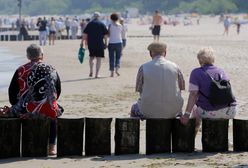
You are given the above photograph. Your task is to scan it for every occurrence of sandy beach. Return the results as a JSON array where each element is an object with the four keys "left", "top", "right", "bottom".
[{"left": 0, "top": 15, "right": 248, "bottom": 167}]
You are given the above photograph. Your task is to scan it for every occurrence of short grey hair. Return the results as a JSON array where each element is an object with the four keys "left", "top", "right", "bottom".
[
  {"left": 93, "top": 12, "right": 100, "bottom": 19},
  {"left": 197, "top": 47, "right": 215, "bottom": 65},
  {"left": 26, "top": 44, "right": 43, "bottom": 60}
]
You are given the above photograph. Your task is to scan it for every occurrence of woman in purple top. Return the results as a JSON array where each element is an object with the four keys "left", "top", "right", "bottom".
[{"left": 180, "top": 47, "right": 236, "bottom": 128}]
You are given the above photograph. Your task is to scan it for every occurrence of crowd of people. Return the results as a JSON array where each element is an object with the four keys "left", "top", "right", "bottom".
[{"left": 0, "top": 11, "right": 238, "bottom": 156}]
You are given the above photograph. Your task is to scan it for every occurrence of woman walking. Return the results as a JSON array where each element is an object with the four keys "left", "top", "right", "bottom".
[
  {"left": 108, "top": 13, "right": 123, "bottom": 77},
  {"left": 48, "top": 17, "right": 56, "bottom": 45}
]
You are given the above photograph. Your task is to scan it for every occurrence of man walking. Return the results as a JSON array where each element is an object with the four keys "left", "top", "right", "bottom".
[
  {"left": 151, "top": 10, "right": 163, "bottom": 41},
  {"left": 80, "top": 12, "right": 108, "bottom": 78},
  {"left": 37, "top": 17, "right": 48, "bottom": 46}
]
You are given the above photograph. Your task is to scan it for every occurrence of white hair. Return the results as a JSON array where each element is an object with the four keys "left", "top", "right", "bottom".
[{"left": 197, "top": 47, "right": 215, "bottom": 65}]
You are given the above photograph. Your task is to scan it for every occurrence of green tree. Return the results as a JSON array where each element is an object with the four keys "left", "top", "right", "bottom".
[
  {"left": 0, "top": 0, "right": 246, "bottom": 16},
  {"left": 171, "top": 0, "right": 237, "bottom": 14}
]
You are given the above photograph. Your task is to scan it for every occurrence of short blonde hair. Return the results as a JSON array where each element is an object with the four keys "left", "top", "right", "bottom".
[{"left": 197, "top": 47, "right": 215, "bottom": 65}]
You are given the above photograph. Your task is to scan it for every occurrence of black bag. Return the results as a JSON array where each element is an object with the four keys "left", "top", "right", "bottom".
[{"left": 199, "top": 68, "right": 235, "bottom": 106}]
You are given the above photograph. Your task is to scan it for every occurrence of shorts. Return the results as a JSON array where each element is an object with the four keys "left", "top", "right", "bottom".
[
  {"left": 89, "top": 48, "right": 105, "bottom": 57},
  {"left": 49, "top": 31, "right": 56, "bottom": 35},
  {"left": 195, "top": 106, "right": 236, "bottom": 119},
  {"left": 152, "top": 25, "right": 161, "bottom": 35}
]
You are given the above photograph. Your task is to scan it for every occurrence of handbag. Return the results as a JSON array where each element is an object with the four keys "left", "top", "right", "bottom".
[{"left": 78, "top": 47, "right": 85, "bottom": 64}]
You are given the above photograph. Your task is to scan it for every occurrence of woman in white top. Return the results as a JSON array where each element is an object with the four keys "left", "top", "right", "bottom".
[
  {"left": 49, "top": 17, "right": 56, "bottom": 45},
  {"left": 108, "top": 13, "right": 123, "bottom": 77}
]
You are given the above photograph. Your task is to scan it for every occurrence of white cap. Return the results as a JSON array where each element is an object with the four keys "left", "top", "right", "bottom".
[{"left": 93, "top": 12, "right": 100, "bottom": 18}]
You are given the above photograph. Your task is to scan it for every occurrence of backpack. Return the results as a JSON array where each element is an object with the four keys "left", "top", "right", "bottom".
[{"left": 199, "top": 68, "right": 235, "bottom": 106}]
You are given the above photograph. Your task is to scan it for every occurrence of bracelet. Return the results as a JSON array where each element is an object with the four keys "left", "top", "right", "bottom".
[{"left": 184, "top": 111, "right": 191, "bottom": 116}]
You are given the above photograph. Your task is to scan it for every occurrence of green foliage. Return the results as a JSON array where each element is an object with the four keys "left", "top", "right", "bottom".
[
  {"left": 172, "top": 0, "right": 238, "bottom": 14},
  {"left": 0, "top": 0, "right": 245, "bottom": 16}
]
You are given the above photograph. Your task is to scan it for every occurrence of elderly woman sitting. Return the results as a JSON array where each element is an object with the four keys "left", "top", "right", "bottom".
[
  {"left": 180, "top": 47, "right": 236, "bottom": 127},
  {"left": 0, "top": 44, "right": 63, "bottom": 155}
]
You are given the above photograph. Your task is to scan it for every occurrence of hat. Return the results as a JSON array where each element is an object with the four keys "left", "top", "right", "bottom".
[
  {"left": 93, "top": 12, "right": 100, "bottom": 18},
  {"left": 147, "top": 42, "right": 167, "bottom": 53}
]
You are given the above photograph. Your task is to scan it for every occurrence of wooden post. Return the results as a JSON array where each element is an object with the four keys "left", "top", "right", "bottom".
[
  {"left": 85, "top": 118, "right": 112, "bottom": 156},
  {"left": 115, "top": 118, "right": 140, "bottom": 155},
  {"left": 22, "top": 118, "right": 50, "bottom": 157},
  {"left": 57, "top": 118, "right": 84, "bottom": 157},
  {"left": 202, "top": 119, "right": 229, "bottom": 152},
  {"left": 172, "top": 119, "right": 195, "bottom": 153},
  {"left": 233, "top": 119, "right": 248, "bottom": 151},
  {"left": 4, "top": 35, "right": 8, "bottom": 41},
  {"left": 0, "top": 118, "right": 21, "bottom": 158},
  {"left": 10, "top": 35, "right": 17, "bottom": 41},
  {"left": 1, "top": 35, "right": 4, "bottom": 41},
  {"left": 146, "top": 119, "right": 172, "bottom": 154}
]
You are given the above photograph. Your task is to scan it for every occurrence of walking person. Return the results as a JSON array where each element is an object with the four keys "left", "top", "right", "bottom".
[
  {"left": 37, "top": 17, "right": 48, "bottom": 46},
  {"left": 48, "top": 17, "right": 56, "bottom": 45},
  {"left": 151, "top": 10, "right": 163, "bottom": 41},
  {"left": 223, "top": 16, "right": 231, "bottom": 36},
  {"left": 81, "top": 12, "right": 108, "bottom": 78},
  {"left": 120, "top": 18, "right": 128, "bottom": 49},
  {"left": 65, "top": 17, "right": 71, "bottom": 39},
  {"left": 19, "top": 24, "right": 29, "bottom": 40},
  {"left": 71, "top": 18, "right": 79, "bottom": 40},
  {"left": 80, "top": 19, "right": 87, "bottom": 36},
  {"left": 236, "top": 23, "right": 241, "bottom": 35},
  {"left": 108, "top": 13, "right": 123, "bottom": 77}
]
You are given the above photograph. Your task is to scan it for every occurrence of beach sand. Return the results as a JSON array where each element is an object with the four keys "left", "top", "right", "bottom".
[{"left": 0, "top": 16, "right": 248, "bottom": 167}]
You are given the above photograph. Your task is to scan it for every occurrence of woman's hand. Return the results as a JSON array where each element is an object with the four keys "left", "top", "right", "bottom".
[{"left": 180, "top": 112, "right": 190, "bottom": 125}]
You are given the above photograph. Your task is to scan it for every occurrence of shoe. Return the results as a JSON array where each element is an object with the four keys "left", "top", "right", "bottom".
[
  {"left": 110, "top": 71, "right": 114, "bottom": 77},
  {"left": 115, "top": 71, "right": 120, "bottom": 76},
  {"left": 48, "top": 144, "right": 56, "bottom": 156},
  {"left": 115, "top": 68, "right": 120, "bottom": 76},
  {"left": 89, "top": 73, "right": 93, "bottom": 77},
  {"left": 95, "top": 75, "right": 100, "bottom": 78}
]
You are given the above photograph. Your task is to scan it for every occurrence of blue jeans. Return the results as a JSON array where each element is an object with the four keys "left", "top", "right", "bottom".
[{"left": 108, "top": 43, "right": 122, "bottom": 71}]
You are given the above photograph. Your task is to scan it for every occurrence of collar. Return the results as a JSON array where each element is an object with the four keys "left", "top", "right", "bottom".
[{"left": 153, "top": 55, "right": 164, "bottom": 60}]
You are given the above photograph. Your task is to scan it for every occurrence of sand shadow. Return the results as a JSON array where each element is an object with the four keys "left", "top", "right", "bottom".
[
  {"left": 233, "top": 165, "right": 248, "bottom": 168},
  {"left": 0, "top": 152, "right": 236, "bottom": 164},
  {"left": 62, "top": 76, "right": 108, "bottom": 83},
  {"left": 89, "top": 151, "right": 221, "bottom": 162}
]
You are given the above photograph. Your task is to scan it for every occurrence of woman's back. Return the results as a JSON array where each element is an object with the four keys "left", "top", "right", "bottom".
[{"left": 108, "top": 22, "right": 122, "bottom": 44}]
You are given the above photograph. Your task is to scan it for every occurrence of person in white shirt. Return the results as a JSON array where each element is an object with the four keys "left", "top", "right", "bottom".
[
  {"left": 48, "top": 17, "right": 56, "bottom": 45},
  {"left": 108, "top": 13, "right": 123, "bottom": 77},
  {"left": 120, "top": 18, "right": 128, "bottom": 49},
  {"left": 71, "top": 19, "right": 79, "bottom": 40}
]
